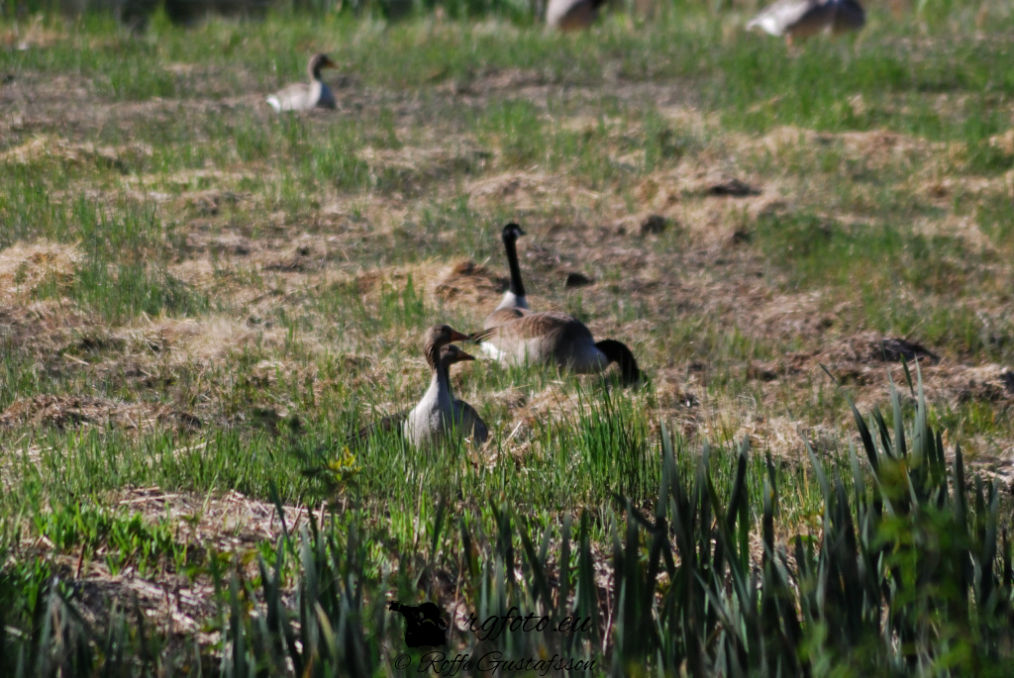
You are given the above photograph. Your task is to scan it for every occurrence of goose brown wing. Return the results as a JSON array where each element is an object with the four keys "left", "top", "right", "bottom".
[
  {"left": 483, "top": 307, "right": 529, "bottom": 330},
  {"left": 473, "top": 311, "right": 594, "bottom": 344},
  {"left": 473, "top": 311, "right": 597, "bottom": 366},
  {"left": 497, "top": 311, "right": 580, "bottom": 339}
]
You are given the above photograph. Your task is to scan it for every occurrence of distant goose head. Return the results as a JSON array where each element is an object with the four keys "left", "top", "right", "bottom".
[
  {"left": 308, "top": 53, "right": 339, "bottom": 81},
  {"left": 500, "top": 222, "right": 527, "bottom": 305},
  {"left": 502, "top": 222, "right": 525, "bottom": 242}
]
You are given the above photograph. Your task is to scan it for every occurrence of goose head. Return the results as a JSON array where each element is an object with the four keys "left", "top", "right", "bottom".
[
  {"left": 439, "top": 344, "right": 476, "bottom": 366},
  {"left": 422, "top": 325, "right": 471, "bottom": 366},
  {"left": 308, "top": 53, "right": 339, "bottom": 80},
  {"left": 501, "top": 222, "right": 525, "bottom": 243}
]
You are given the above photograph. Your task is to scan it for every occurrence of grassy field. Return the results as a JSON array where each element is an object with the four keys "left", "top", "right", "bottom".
[{"left": 2, "top": 1, "right": 1014, "bottom": 674}]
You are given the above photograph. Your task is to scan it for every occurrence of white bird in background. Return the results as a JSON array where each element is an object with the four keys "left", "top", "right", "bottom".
[
  {"left": 746, "top": 0, "right": 866, "bottom": 46},
  {"left": 266, "top": 53, "right": 339, "bottom": 113},
  {"left": 546, "top": 0, "right": 609, "bottom": 31}
]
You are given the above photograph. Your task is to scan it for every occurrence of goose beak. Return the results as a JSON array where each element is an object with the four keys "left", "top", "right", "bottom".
[
  {"left": 467, "top": 329, "right": 493, "bottom": 343},
  {"left": 323, "top": 57, "right": 339, "bottom": 69},
  {"left": 449, "top": 329, "right": 470, "bottom": 342},
  {"left": 457, "top": 350, "right": 476, "bottom": 362}
]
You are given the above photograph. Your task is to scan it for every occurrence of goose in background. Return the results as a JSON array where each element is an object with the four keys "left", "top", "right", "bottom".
[
  {"left": 484, "top": 223, "right": 530, "bottom": 330},
  {"left": 746, "top": 0, "right": 866, "bottom": 46},
  {"left": 349, "top": 326, "right": 488, "bottom": 448},
  {"left": 473, "top": 224, "right": 645, "bottom": 386},
  {"left": 546, "top": 0, "right": 609, "bottom": 31},
  {"left": 266, "top": 53, "right": 339, "bottom": 113},
  {"left": 473, "top": 314, "right": 644, "bottom": 386}
]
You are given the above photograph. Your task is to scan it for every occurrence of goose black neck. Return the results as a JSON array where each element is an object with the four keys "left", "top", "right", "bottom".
[
  {"left": 503, "top": 234, "right": 526, "bottom": 298},
  {"left": 595, "top": 339, "right": 643, "bottom": 386}
]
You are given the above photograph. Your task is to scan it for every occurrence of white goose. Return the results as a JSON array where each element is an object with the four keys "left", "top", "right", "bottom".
[
  {"left": 351, "top": 325, "right": 488, "bottom": 448},
  {"left": 473, "top": 224, "right": 645, "bottom": 386},
  {"left": 546, "top": 0, "right": 608, "bottom": 31},
  {"left": 266, "top": 53, "right": 339, "bottom": 113},
  {"left": 746, "top": 0, "right": 866, "bottom": 46},
  {"left": 405, "top": 342, "right": 488, "bottom": 448}
]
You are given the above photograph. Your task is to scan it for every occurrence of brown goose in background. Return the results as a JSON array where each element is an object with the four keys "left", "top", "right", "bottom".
[
  {"left": 546, "top": 0, "right": 609, "bottom": 31},
  {"left": 746, "top": 0, "right": 866, "bottom": 46},
  {"left": 266, "top": 53, "right": 338, "bottom": 113},
  {"left": 473, "top": 224, "right": 645, "bottom": 386},
  {"left": 483, "top": 223, "right": 530, "bottom": 330},
  {"left": 349, "top": 326, "right": 488, "bottom": 449},
  {"left": 473, "top": 314, "right": 643, "bottom": 386}
]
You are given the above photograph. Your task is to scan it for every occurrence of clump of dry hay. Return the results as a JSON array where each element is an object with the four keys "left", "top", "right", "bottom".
[
  {"left": 0, "top": 240, "right": 82, "bottom": 304},
  {"left": 467, "top": 171, "right": 578, "bottom": 211},
  {"left": 433, "top": 259, "right": 506, "bottom": 305},
  {"left": 0, "top": 134, "right": 151, "bottom": 169},
  {"left": 353, "top": 258, "right": 506, "bottom": 313}
]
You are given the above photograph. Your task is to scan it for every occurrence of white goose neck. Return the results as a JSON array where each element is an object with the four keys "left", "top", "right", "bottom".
[
  {"left": 421, "top": 365, "right": 454, "bottom": 411},
  {"left": 495, "top": 291, "right": 529, "bottom": 312}
]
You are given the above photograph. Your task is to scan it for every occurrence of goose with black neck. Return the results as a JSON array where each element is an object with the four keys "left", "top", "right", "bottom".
[{"left": 473, "top": 223, "right": 645, "bottom": 386}]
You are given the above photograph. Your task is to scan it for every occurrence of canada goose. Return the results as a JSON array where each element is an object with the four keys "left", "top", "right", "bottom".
[
  {"left": 473, "top": 314, "right": 643, "bottom": 386},
  {"left": 546, "top": 0, "right": 608, "bottom": 31},
  {"left": 350, "top": 326, "right": 488, "bottom": 448},
  {"left": 475, "top": 224, "right": 644, "bottom": 386},
  {"left": 746, "top": 0, "right": 865, "bottom": 46},
  {"left": 266, "top": 53, "right": 339, "bottom": 113},
  {"left": 483, "top": 223, "right": 530, "bottom": 330}
]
